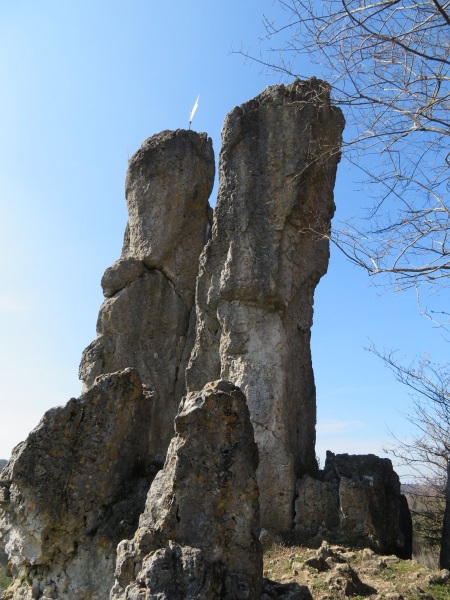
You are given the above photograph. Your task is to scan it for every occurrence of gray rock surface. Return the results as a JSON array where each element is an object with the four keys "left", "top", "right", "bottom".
[
  {"left": 0, "top": 369, "right": 154, "bottom": 600},
  {"left": 80, "top": 269, "right": 190, "bottom": 456},
  {"left": 294, "top": 452, "right": 412, "bottom": 558},
  {"left": 111, "top": 380, "right": 262, "bottom": 600},
  {"left": 186, "top": 78, "right": 344, "bottom": 531},
  {"left": 1, "top": 81, "right": 347, "bottom": 598},
  {"left": 261, "top": 579, "right": 313, "bottom": 599},
  {"left": 295, "top": 475, "right": 339, "bottom": 536},
  {"left": 122, "top": 129, "right": 215, "bottom": 308},
  {"left": 80, "top": 129, "right": 215, "bottom": 458}
]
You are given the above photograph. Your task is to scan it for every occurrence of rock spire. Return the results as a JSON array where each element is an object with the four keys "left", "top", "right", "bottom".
[
  {"left": 186, "top": 78, "right": 345, "bottom": 530},
  {"left": 0, "top": 80, "right": 394, "bottom": 600},
  {"left": 79, "top": 129, "right": 215, "bottom": 459}
]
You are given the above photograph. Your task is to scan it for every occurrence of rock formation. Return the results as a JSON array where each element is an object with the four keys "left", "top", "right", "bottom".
[
  {"left": 0, "top": 80, "right": 411, "bottom": 600},
  {"left": 186, "top": 78, "right": 345, "bottom": 531},
  {"left": 111, "top": 380, "right": 262, "bottom": 600},
  {"left": 294, "top": 452, "right": 412, "bottom": 559},
  {"left": 79, "top": 129, "right": 215, "bottom": 458},
  {"left": 80, "top": 79, "right": 345, "bottom": 534},
  {"left": 0, "top": 369, "right": 154, "bottom": 600}
]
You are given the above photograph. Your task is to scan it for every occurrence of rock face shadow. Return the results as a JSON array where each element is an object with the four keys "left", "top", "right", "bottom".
[{"left": 111, "top": 380, "right": 263, "bottom": 600}]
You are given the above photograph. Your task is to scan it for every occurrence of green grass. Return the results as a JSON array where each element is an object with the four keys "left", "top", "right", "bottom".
[
  {"left": 0, "top": 566, "right": 12, "bottom": 591},
  {"left": 427, "top": 583, "right": 450, "bottom": 600},
  {"left": 380, "top": 560, "right": 450, "bottom": 600},
  {"left": 380, "top": 559, "right": 421, "bottom": 580}
]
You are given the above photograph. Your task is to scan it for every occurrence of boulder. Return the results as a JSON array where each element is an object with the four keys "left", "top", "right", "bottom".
[
  {"left": 0, "top": 369, "right": 154, "bottom": 600},
  {"left": 294, "top": 452, "right": 413, "bottom": 558},
  {"left": 100, "top": 257, "right": 147, "bottom": 298},
  {"left": 261, "top": 578, "right": 313, "bottom": 599},
  {"left": 186, "top": 78, "right": 344, "bottom": 531},
  {"left": 111, "top": 380, "right": 263, "bottom": 600}
]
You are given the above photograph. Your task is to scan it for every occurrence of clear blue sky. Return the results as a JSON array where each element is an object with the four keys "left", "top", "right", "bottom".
[{"left": 0, "top": 1, "right": 447, "bottom": 479}]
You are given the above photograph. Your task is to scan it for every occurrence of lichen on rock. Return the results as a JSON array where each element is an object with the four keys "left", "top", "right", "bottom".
[{"left": 0, "top": 81, "right": 359, "bottom": 599}]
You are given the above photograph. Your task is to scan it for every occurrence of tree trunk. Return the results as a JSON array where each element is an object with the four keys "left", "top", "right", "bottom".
[{"left": 439, "top": 459, "right": 450, "bottom": 569}]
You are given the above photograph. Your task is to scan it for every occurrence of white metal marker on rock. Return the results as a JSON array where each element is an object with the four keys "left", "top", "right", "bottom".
[{"left": 189, "top": 95, "right": 199, "bottom": 129}]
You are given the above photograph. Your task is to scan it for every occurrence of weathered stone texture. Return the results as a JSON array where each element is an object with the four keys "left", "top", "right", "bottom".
[
  {"left": 261, "top": 578, "right": 313, "bottom": 600},
  {"left": 295, "top": 475, "right": 339, "bottom": 535},
  {"left": 186, "top": 78, "right": 344, "bottom": 531},
  {"left": 100, "top": 257, "right": 147, "bottom": 299},
  {"left": 1, "top": 82, "right": 348, "bottom": 598},
  {"left": 79, "top": 129, "right": 215, "bottom": 457},
  {"left": 111, "top": 380, "right": 262, "bottom": 600},
  {"left": 122, "top": 129, "right": 215, "bottom": 308},
  {"left": 80, "top": 269, "right": 190, "bottom": 456},
  {"left": 295, "top": 452, "right": 412, "bottom": 559},
  {"left": 0, "top": 369, "right": 154, "bottom": 600}
]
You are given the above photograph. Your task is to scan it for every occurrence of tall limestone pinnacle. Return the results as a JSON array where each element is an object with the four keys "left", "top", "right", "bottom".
[
  {"left": 186, "top": 77, "right": 345, "bottom": 530},
  {"left": 121, "top": 129, "right": 215, "bottom": 308},
  {"left": 79, "top": 129, "right": 215, "bottom": 458},
  {"left": 0, "top": 80, "right": 356, "bottom": 600}
]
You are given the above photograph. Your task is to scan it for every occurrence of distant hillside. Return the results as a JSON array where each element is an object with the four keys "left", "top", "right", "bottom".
[{"left": 0, "top": 459, "right": 7, "bottom": 473}]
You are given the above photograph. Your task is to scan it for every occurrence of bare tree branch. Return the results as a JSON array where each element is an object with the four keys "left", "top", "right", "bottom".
[{"left": 238, "top": 1, "right": 450, "bottom": 305}]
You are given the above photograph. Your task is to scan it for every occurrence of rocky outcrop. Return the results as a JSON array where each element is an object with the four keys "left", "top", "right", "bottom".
[
  {"left": 0, "top": 369, "right": 154, "bottom": 600},
  {"left": 80, "top": 268, "right": 191, "bottom": 458},
  {"left": 295, "top": 452, "right": 412, "bottom": 558},
  {"left": 121, "top": 130, "right": 214, "bottom": 307},
  {"left": 79, "top": 129, "right": 215, "bottom": 457},
  {"left": 261, "top": 579, "right": 313, "bottom": 600},
  {"left": 0, "top": 81, "right": 349, "bottom": 598},
  {"left": 111, "top": 380, "right": 262, "bottom": 600},
  {"left": 186, "top": 78, "right": 344, "bottom": 531}
]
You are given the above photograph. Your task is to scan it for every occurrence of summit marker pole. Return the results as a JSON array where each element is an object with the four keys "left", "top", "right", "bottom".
[{"left": 189, "top": 95, "right": 199, "bottom": 129}]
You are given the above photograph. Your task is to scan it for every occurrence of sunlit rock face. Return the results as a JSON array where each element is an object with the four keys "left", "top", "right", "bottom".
[
  {"left": 121, "top": 129, "right": 215, "bottom": 308},
  {"left": 186, "top": 78, "right": 344, "bottom": 531}
]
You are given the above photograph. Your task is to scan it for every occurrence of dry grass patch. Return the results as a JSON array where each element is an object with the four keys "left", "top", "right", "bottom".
[{"left": 263, "top": 541, "right": 450, "bottom": 599}]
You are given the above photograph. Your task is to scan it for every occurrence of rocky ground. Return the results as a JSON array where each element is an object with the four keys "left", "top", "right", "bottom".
[
  {"left": 2, "top": 542, "right": 449, "bottom": 599},
  {"left": 263, "top": 541, "right": 450, "bottom": 599}
]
